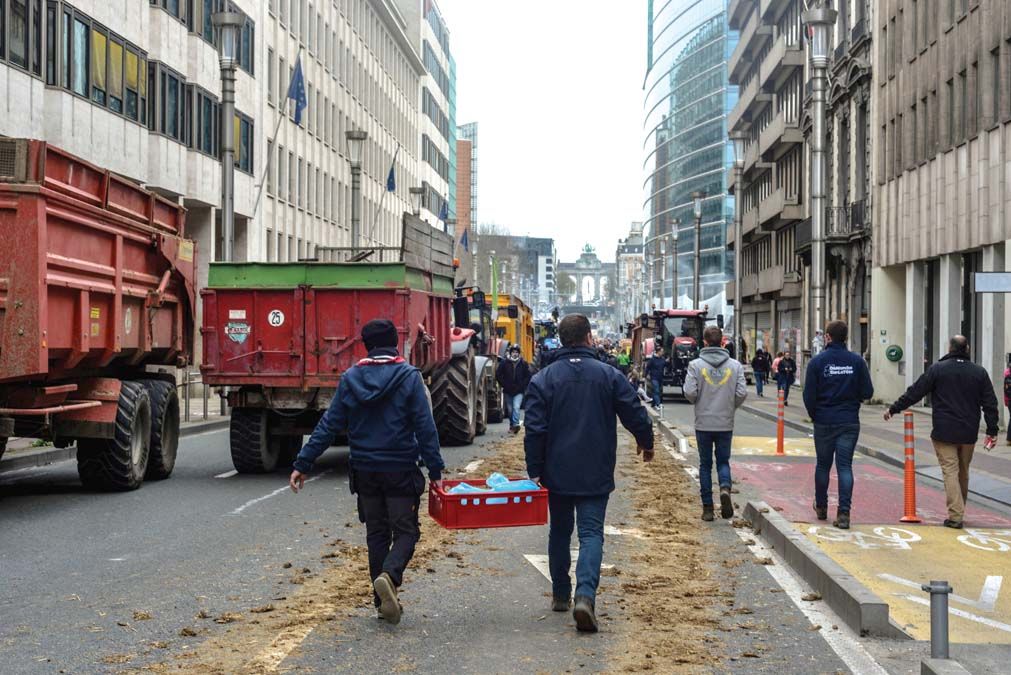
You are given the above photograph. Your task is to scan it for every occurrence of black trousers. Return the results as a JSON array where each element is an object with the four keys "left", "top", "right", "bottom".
[{"left": 353, "top": 468, "right": 425, "bottom": 607}]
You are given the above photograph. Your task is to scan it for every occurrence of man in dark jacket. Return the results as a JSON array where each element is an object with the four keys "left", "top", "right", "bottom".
[
  {"left": 524, "top": 314, "right": 654, "bottom": 633},
  {"left": 803, "top": 321, "right": 874, "bottom": 529},
  {"left": 884, "top": 335, "right": 999, "bottom": 528},
  {"left": 496, "top": 344, "right": 532, "bottom": 433},
  {"left": 776, "top": 352, "right": 798, "bottom": 405},
  {"left": 644, "top": 348, "right": 667, "bottom": 408},
  {"left": 290, "top": 319, "right": 444, "bottom": 625},
  {"left": 751, "top": 348, "right": 771, "bottom": 397}
]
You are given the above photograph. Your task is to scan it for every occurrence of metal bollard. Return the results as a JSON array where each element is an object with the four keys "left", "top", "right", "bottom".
[
  {"left": 921, "top": 580, "right": 952, "bottom": 659},
  {"left": 183, "top": 370, "right": 191, "bottom": 422},
  {"left": 900, "top": 411, "right": 921, "bottom": 522},
  {"left": 202, "top": 377, "right": 209, "bottom": 420},
  {"left": 776, "top": 387, "right": 785, "bottom": 455}
]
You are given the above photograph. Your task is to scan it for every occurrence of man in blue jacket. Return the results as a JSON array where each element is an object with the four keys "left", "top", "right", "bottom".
[
  {"left": 644, "top": 347, "right": 667, "bottom": 408},
  {"left": 289, "top": 319, "right": 444, "bottom": 626},
  {"left": 803, "top": 320, "right": 873, "bottom": 530},
  {"left": 524, "top": 314, "right": 655, "bottom": 633}
]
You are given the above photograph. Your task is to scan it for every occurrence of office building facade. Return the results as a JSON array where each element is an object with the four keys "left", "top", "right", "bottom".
[
  {"left": 643, "top": 0, "right": 737, "bottom": 312},
  {"left": 616, "top": 222, "right": 647, "bottom": 323}
]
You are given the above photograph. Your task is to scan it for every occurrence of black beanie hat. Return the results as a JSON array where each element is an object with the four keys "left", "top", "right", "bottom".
[{"left": 361, "top": 319, "right": 398, "bottom": 350}]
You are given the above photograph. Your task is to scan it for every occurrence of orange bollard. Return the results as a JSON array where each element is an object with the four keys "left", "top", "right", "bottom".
[
  {"left": 776, "top": 387, "right": 785, "bottom": 455},
  {"left": 900, "top": 411, "right": 922, "bottom": 523}
]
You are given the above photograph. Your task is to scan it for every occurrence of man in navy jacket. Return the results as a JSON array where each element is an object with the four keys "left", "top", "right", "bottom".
[
  {"left": 803, "top": 320, "right": 873, "bottom": 530},
  {"left": 290, "top": 319, "right": 443, "bottom": 625},
  {"left": 524, "top": 314, "right": 654, "bottom": 633},
  {"left": 644, "top": 348, "right": 667, "bottom": 408}
]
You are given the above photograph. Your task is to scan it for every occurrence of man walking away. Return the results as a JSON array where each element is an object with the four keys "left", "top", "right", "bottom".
[
  {"left": 776, "top": 352, "right": 798, "bottom": 405},
  {"left": 1004, "top": 355, "right": 1011, "bottom": 445},
  {"left": 524, "top": 314, "right": 654, "bottom": 633},
  {"left": 496, "top": 345, "right": 532, "bottom": 433},
  {"left": 684, "top": 326, "right": 747, "bottom": 521},
  {"left": 884, "top": 335, "right": 999, "bottom": 528},
  {"left": 751, "top": 348, "right": 771, "bottom": 397},
  {"left": 803, "top": 321, "right": 873, "bottom": 530},
  {"left": 645, "top": 347, "right": 667, "bottom": 409},
  {"left": 290, "top": 319, "right": 444, "bottom": 625}
]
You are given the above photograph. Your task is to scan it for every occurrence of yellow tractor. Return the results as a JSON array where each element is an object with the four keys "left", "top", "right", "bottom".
[{"left": 494, "top": 294, "right": 535, "bottom": 363}]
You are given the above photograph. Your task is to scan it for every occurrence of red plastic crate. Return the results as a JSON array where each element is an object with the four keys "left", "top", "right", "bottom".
[{"left": 428, "top": 478, "right": 548, "bottom": 529}]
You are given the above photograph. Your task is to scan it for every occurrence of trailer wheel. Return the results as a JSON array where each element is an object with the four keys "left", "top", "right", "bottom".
[
  {"left": 431, "top": 349, "right": 477, "bottom": 445},
  {"left": 230, "top": 408, "right": 280, "bottom": 473},
  {"left": 475, "top": 373, "right": 488, "bottom": 436},
  {"left": 486, "top": 378, "right": 504, "bottom": 424},
  {"left": 77, "top": 381, "right": 152, "bottom": 491},
  {"left": 139, "top": 380, "right": 179, "bottom": 480}
]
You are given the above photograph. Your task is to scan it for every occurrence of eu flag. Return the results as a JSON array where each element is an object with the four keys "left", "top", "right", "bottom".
[
  {"left": 439, "top": 199, "right": 448, "bottom": 222},
  {"left": 460, "top": 228, "right": 469, "bottom": 249},
  {"left": 386, "top": 164, "right": 396, "bottom": 192},
  {"left": 287, "top": 55, "right": 307, "bottom": 126}
]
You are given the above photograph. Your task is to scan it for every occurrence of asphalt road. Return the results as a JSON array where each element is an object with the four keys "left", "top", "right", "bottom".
[{"left": 0, "top": 404, "right": 903, "bottom": 674}]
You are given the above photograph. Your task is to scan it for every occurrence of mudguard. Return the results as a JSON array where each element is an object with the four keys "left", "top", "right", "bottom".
[{"left": 450, "top": 326, "right": 476, "bottom": 356}]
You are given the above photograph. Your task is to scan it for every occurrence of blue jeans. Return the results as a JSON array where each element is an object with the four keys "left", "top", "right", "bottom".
[
  {"left": 755, "top": 373, "right": 765, "bottom": 396},
  {"left": 651, "top": 378, "right": 663, "bottom": 407},
  {"left": 814, "top": 422, "right": 860, "bottom": 512},
  {"left": 695, "top": 430, "right": 733, "bottom": 506},
  {"left": 777, "top": 376, "right": 793, "bottom": 402},
  {"left": 547, "top": 493, "right": 609, "bottom": 602},
  {"left": 504, "top": 393, "right": 524, "bottom": 427}
]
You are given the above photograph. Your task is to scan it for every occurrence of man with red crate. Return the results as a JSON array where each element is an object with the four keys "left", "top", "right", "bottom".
[
  {"left": 289, "top": 319, "right": 444, "bottom": 626},
  {"left": 524, "top": 314, "right": 655, "bottom": 633}
]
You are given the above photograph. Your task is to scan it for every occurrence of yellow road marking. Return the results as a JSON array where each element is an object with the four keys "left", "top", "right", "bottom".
[
  {"left": 687, "top": 435, "right": 815, "bottom": 457},
  {"left": 801, "top": 524, "right": 1011, "bottom": 642}
]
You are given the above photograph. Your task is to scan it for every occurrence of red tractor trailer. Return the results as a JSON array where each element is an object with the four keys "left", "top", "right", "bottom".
[
  {"left": 0, "top": 139, "right": 196, "bottom": 490},
  {"left": 200, "top": 217, "right": 489, "bottom": 474}
]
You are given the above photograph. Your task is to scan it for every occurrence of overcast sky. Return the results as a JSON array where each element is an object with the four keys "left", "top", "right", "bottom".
[{"left": 438, "top": 1, "right": 646, "bottom": 263}]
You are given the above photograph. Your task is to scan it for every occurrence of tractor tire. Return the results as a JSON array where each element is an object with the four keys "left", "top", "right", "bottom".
[
  {"left": 475, "top": 374, "right": 488, "bottom": 436},
  {"left": 431, "top": 349, "right": 477, "bottom": 445},
  {"left": 138, "top": 380, "right": 179, "bottom": 480},
  {"left": 230, "top": 407, "right": 280, "bottom": 473},
  {"left": 0, "top": 437, "right": 6, "bottom": 464},
  {"left": 77, "top": 381, "right": 152, "bottom": 491},
  {"left": 486, "top": 383, "right": 504, "bottom": 424}
]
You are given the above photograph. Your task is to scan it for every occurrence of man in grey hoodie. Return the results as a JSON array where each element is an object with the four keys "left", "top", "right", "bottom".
[{"left": 684, "top": 325, "right": 748, "bottom": 521}]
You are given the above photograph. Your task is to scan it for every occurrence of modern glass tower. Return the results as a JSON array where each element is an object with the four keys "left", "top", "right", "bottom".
[{"left": 643, "top": 1, "right": 737, "bottom": 311}]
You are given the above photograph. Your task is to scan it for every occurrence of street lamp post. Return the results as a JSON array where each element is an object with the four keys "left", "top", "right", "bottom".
[
  {"left": 731, "top": 131, "right": 746, "bottom": 357},
  {"left": 409, "top": 186, "right": 425, "bottom": 216},
  {"left": 212, "top": 9, "right": 244, "bottom": 262},
  {"left": 345, "top": 129, "right": 368, "bottom": 250},
  {"left": 671, "top": 219, "right": 679, "bottom": 308},
  {"left": 691, "top": 191, "right": 706, "bottom": 310},
  {"left": 803, "top": 2, "right": 837, "bottom": 355}
]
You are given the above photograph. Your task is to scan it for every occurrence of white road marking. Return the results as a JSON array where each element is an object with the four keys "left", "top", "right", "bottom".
[
  {"left": 227, "top": 472, "right": 329, "bottom": 516},
  {"left": 108, "top": 558, "right": 125, "bottom": 562},
  {"left": 901, "top": 595, "right": 1011, "bottom": 633},
  {"left": 524, "top": 551, "right": 613, "bottom": 583},
  {"left": 246, "top": 623, "right": 322, "bottom": 672},
  {"left": 460, "top": 460, "right": 484, "bottom": 474},
  {"left": 214, "top": 470, "right": 238, "bottom": 479},
  {"left": 604, "top": 525, "right": 643, "bottom": 538},
  {"left": 734, "top": 529, "right": 888, "bottom": 674},
  {"left": 880, "top": 573, "right": 1004, "bottom": 613}
]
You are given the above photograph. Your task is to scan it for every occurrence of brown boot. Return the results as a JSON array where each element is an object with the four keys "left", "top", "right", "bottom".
[
  {"left": 701, "top": 505, "right": 715, "bottom": 522},
  {"left": 572, "top": 596, "right": 598, "bottom": 633},
  {"left": 833, "top": 511, "right": 850, "bottom": 530},
  {"left": 719, "top": 486, "right": 734, "bottom": 519},
  {"left": 813, "top": 501, "right": 827, "bottom": 521},
  {"left": 373, "top": 573, "right": 402, "bottom": 625}
]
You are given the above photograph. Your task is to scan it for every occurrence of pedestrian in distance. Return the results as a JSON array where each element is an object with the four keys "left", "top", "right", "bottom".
[
  {"left": 802, "top": 321, "right": 874, "bottom": 530},
  {"left": 883, "top": 335, "right": 999, "bottom": 529},
  {"left": 771, "top": 351, "right": 783, "bottom": 378},
  {"left": 289, "top": 319, "right": 444, "bottom": 625},
  {"left": 776, "top": 352, "right": 798, "bottom": 405},
  {"left": 683, "top": 325, "right": 748, "bottom": 521},
  {"left": 524, "top": 314, "right": 655, "bottom": 633},
  {"left": 496, "top": 344, "right": 532, "bottom": 434},
  {"left": 751, "top": 348, "right": 771, "bottom": 397},
  {"left": 1003, "top": 355, "right": 1011, "bottom": 446},
  {"left": 616, "top": 349, "right": 631, "bottom": 375},
  {"left": 645, "top": 347, "right": 667, "bottom": 409}
]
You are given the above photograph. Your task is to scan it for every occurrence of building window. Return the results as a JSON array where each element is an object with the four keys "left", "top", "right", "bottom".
[
  {"left": 184, "top": 85, "right": 218, "bottom": 157},
  {"left": 267, "top": 47, "right": 274, "bottom": 105},
  {"left": 151, "top": 0, "right": 185, "bottom": 23},
  {"left": 71, "top": 16, "right": 87, "bottom": 95},
  {"left": 234, "top": 112, "right": 253, "bottom": 174},
  {"left": 278, "top": 144, "right": 287, "bottom": 201},
  {"left": 267, "top": 140, "right": 274, "bottom": 195},
  {"left": 44, "top": 1, "right": 55, "bottom": 84}
]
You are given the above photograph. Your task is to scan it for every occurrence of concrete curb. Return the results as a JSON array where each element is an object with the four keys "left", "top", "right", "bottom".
[
  {"left": 1, "top": 416, "right": 229, "bottom": 472},
  {"left": 920, "top": 658, "right": 973, "bottom": 675},
  {"left": 740, "top": 404, "right": 1011, "bottom": 509},
  {"left": 743, "top": 500, "right": 910, "bottom": 640}
]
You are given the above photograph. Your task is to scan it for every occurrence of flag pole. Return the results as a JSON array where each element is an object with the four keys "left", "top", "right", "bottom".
[
  {"left": 252, "top": 48, "right": 302, "bottom": 221},
  {"left": 367, "top": 143, "right": 400, "bottom": 247}
]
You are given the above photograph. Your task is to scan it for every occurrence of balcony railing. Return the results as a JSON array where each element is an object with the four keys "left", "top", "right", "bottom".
[
  {"left": 795, "top": 217, "right": 812, "bottom": 252},
  {"left": 850, "top": 18, "right": 867, "bottom": 45},
  {"left": 826, "top": 200, "right": 869, "bottom": 239}
]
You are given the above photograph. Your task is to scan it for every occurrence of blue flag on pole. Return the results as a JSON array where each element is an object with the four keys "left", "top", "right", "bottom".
[
  {"left": 287, "top": 55, "right": 307, "bottom": 126},
  {"left": 386, "top": 164, "right": 396, "bottom": 192},
  {"left": 460, "top": 228, "right": 469, "bottom": 250},
  {"left": 439, "top": 198, "right": 448, "bottom": 222}
]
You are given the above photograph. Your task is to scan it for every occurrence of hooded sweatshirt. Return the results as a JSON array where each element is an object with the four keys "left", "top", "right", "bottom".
[
  {"left": 683, "top": 347, "right": 747, "bottom": 432},
  {"left": 293, "top": 347, "right": 444, "bottom": 478}
]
